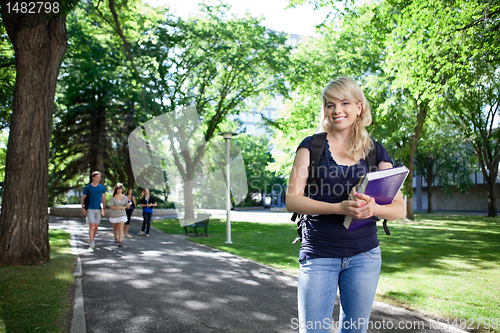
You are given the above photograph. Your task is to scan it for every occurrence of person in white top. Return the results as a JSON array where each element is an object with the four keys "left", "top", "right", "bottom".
[{"left": 109, "top": 183, "right": 131, "bottom": 247}]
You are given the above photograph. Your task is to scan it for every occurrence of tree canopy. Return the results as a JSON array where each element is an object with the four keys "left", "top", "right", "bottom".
[
  {"left": 50, "top": 0, "right": 158, "bottom": 203},
  {"left": 276, "top": 0, "right": 500, "bottom": 217},
  {"left": 0, "top": 22, "right": 14, "bottom": 129},
  {"left": 132, "top": 4, "right": 291, "bottom": 219}
]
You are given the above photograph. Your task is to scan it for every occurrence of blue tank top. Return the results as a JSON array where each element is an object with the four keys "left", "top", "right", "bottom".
[{"left": 297, "top": 136, "right": 393, "bottom": 260}]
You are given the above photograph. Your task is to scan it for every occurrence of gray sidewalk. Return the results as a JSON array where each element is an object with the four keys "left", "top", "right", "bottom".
[{"left": 50, "top": 214, "right": 468, "bottom": 333}]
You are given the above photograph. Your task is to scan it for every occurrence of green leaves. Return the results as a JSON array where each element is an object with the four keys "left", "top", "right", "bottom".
[
  {"left": 50, "top": 0, "right": 158, "bottom": 199},
  {"left": 0, "top": 23, "right": 14, "bottom": 129},
  {"left": 139, "top": 4, "right": 292, "bottom": 142},
  {"left": 415, "top": 124, "right": 477, "bottom": 198},
  {"left": 278, "top": 0, "right": 499, "bottom": 216},
  {"left": 234, "top": 134, "right": 285, "bottom": 205}
]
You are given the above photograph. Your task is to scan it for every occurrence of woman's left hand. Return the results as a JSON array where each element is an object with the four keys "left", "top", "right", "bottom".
[{"left": 349, "top": 186, "right": 377, "bottom": 217}]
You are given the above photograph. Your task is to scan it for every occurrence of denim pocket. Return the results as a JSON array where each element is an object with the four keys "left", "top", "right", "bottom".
[{"left": 364, "top": 246, "right": 382, "bottom": 260}]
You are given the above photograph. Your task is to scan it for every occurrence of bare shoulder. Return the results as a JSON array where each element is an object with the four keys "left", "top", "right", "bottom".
[
  {"left": 378, "top": 161, "right": 393, "bottom": 171},
  {"left": 294, "top": 147, "right": 310, "bottom": 168}
]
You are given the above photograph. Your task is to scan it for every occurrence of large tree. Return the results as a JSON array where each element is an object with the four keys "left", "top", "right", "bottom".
[
  {"left": 49, "top": 0, "right": 162, "bottom": 202},
  {"left": 51, "top": 2, "right": 139, "bottom": 194},
  {"left": 136, "top": 5, "right": 291, "bottom": 220},
  {"left": 443, "top": 2, "right": 500, "bottom": 217},
  {"left": 446, "top": 63, "right": 500, "bottom": 216},
  {"left": 415, "top": 123, "right": 477, "bottom": 212},
  {"left": 0, "top": 0, "right": 148, "bottom": 265},
  {"left": 374, "top": 0, "right": 499, "bottom": 217},
  {"left": 0, "top": 0, "right": 70, "bottom": 265}
]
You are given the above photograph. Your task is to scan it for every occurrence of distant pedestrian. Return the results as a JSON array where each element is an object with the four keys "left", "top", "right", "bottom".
[
  {"left": 109, "top": 183, "right": 130, "bottom": 247},
  {"left": 124, "top": 188, "right": 136, "bottom": 238},
  {"left": 81, "top": 171, "right": 107, "bottom": 249},
  {"left": 139, "top": 188, "right": 156, "bottom": 237}
]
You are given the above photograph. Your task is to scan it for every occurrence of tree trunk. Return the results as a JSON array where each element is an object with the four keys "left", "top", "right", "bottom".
[
  {"left": 427, "top": 185, "right": 433, "bottom": 213},
  {"left": 183, "top": 180, "right": 195, "bottom": 221},
  {"left": 124, "top": 103, "right": 136, "bottom": 189},
  {"left": 89, "top": 106, "right": 106, "bottom": 183},
  {"left": 484, "top": 161, "right": 498, "bottom": 217},
  {"left": 486, "top": 181, "right": 497, "bottom": 217},
  {"left": 471, "top": 137, "right": 499, "bottom": 218},
  {"left": 405, "top": 100, "right": 428, "bottom": 220},
  {"left": 427, "top": 168, "right": 433, "bottom": 213},
  {"left": 405, "top": 159, "right": 415, "bottom": 220},
  {"left": 166, "top": 125, "right": 207, "bottom": 222},
  {"left": 0, "top": 7, "right": 67, "bottom": 265}
]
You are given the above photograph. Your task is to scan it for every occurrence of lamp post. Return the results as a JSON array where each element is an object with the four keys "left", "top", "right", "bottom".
[{"left": 219, "top": 132, "right": 237, "bottom": 244}]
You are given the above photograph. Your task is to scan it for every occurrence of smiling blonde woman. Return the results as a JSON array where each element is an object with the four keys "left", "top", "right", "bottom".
[{"left": 286, "top": 77, "right": 406, "bottom": 333}]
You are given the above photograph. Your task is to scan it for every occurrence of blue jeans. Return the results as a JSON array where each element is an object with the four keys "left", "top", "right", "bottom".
[
  {"left": 125, "top": 209, "right": 133, "bottom": 225},
  {"left": 297, "top": 246, "right": 381, "bottom": 333},
  {"left": 142, "top": 212, "right": 152, "bottom": 235}
]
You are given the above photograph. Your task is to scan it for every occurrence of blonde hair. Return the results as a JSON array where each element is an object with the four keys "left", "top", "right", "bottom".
[{"left": 319, "top": 77, "right": 373, "bottom": 161}]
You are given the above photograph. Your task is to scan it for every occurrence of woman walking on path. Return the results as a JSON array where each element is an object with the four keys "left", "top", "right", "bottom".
[
  {"left": 139, "top": 188, "right": 156, "bottom": 237},
  {"left": 109, "top": 183, "right": 130, "bottom": 247},
  {"left": 124, "top": 188, "right": 136, "bottom": 238},
  {"left": 286, "top": 77, "right": 406, "bottom": 333}
]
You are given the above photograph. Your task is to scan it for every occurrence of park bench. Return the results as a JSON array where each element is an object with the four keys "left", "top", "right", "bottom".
[{"left": 184, "top": 213, "right": 211, "bottom": 237}]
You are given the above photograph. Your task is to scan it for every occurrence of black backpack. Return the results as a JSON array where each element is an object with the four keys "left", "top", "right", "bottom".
[
  {"left": 291, "top": 132, "right": 390, "bottom": 244},
  {"left": 83, "top": 189, "right": 89, "bottom": 210},
  {"left": 83, "top": 183, "right": 92, "bottom": 210}
]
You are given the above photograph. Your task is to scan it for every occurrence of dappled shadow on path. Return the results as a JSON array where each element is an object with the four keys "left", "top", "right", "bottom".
[
  {"left": 50, "top": 215, "right": 472, "bottom": 333},
  {"left": 71, "top": 217, "right": 298, "bottom": 333}
]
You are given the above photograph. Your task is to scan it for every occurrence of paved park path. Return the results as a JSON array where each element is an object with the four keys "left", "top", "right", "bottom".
[{"left": 50, "top": 213, "right": 468, "bottom": 333}]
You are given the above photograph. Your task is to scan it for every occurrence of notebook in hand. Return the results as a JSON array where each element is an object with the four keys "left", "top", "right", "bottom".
[{"left": 343, "top": 166, "right": 409, "bottom": 231}]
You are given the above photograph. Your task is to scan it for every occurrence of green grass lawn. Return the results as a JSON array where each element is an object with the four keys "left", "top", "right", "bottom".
[
  {"left": 378, "top": 213, "right": 500, "bottom": 332},
  {"left": 0, "top": 229, "right": 76, "bottom": 333},
  {"left": 153, "top": 212, "right": 500, "bottom": 333}
]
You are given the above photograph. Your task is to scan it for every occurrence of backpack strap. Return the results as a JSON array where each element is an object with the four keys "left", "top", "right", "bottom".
[
  {"left": 291, "top": 132, "right": 327, "bottom": 206},
  {"left": 366, "top": 138, "right": 378, "bottom": 173},
  {"left": 307, "top": 132, "right": 328, "bottom": 197},
  {"left": 291, "top": 132, "right": 327, "bottom": 244},
  {"left": 382, "top": 220, "right": 391, "bottom": 235}
]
